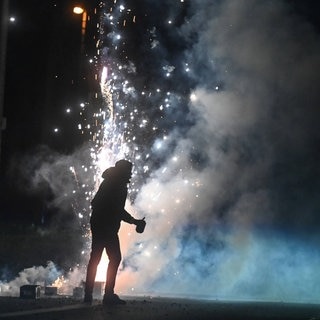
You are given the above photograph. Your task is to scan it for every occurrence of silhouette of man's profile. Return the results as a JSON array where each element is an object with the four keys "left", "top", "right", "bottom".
[{"left": 84, "top": 159, "right": 146, "bottom": 305}]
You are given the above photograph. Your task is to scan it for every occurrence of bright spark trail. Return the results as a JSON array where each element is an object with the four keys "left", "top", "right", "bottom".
[
  {"left": 43, "top": 0, "right": 194, "bottom": 290},
  {"left": 2, "top": 0, "right": 320, "bottom": 303},
  {"left": 73, "top": 0, "right": 195, "bottom": 287},
  {"left": 71, "top": 0, "right": 194, "bottom": 230}
]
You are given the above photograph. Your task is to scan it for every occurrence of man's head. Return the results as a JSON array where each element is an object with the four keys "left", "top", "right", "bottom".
[{"left": 115, "top": 159, "right": 133, "bottom": 182}]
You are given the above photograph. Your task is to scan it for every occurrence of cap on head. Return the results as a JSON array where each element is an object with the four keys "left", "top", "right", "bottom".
[{"left": 115, "top": 159, "right": 133, "bottom": 171}]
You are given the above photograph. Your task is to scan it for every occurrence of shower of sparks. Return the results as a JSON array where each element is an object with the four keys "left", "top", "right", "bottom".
[
  {"left": 67, "top": 2, "right": 190, "bottom": 208},
  {"left": 52, "top": 0, "right": 203, "bottom": 290},
  {"left": 2, "top": 0, "right": 320, "bottom": 302},
  {"left": 67, "top": 0, "right": 192, "bottom": 287}
]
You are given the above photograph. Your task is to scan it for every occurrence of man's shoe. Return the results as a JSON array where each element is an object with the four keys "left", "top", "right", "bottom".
[{"left": 103, "top": 293, "right": 126, "bottom": 305}]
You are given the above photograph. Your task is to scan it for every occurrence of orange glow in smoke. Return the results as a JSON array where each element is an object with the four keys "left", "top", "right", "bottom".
[
  {"left": 94, "top": 218, "right": 140, "bottom": 293},
  {"left": 95, "top": 251, "right": 108, "bottom": 282}
]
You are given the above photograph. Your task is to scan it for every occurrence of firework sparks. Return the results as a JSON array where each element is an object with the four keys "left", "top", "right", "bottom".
[
  {"left": 3, "top": 0, "right": 320, "bottom": 302},
  {"left": 63, "top": 0, "right": 192, "bottom": 291}
]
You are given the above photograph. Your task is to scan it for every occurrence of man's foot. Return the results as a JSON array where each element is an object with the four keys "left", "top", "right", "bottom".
[
  {"left": 103, "top": 293, "right": 126, "bottom": 305},
  {"left": 83, "top": 293, "right": 93, "bottom": 304}
]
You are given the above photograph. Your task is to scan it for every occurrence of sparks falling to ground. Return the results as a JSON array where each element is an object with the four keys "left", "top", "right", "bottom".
[
  {"left": 76, "top": 0, "right": 194, "bottom": 289},
  {"left": 2, "top": 0, "right": 320, "bottom": 303}
]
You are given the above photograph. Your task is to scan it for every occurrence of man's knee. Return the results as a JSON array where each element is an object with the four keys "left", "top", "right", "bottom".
[
  {"left": 108, "top": 250, "right": 121, "bottom": 267},
  {"left": 88, "top": 248, "right": 103, "bottom": 266},
  {"left": 113, "top": 252, "right": 122, "bottom": 265},
  {"left": 88, "top": 254, "right": 100, "bottom": 267}
]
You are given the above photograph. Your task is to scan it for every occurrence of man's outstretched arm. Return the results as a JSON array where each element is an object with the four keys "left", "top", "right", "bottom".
[
  {"left": 121, "top": 210, "right": 146, "bottom": 233},
  {"left": 121, "top": 209, "right": 135, "bottom": 224},
  {"left": 121, "top": 209, "right": 141, "bottom": 224}
]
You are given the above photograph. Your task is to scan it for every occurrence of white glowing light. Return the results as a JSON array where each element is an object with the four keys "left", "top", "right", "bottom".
[
  {"left": 190, "top": 93, "right": 197, "bottom": 101},
  {"left": 73, "top": 7, "right": 84, "bottom": 14},
  {"left": 9, "top": 17, "right": 16, "bottom": 22},
  {"left": 139, "top": 119, "right": 147, "bottom": 127},
  {"left": 101, "top": 66, "right": 108, "bottom": 84},
  {"left": 54, "top": 128, "right": 59, "bottom": 133},
  {"left": 49, "top": 0, "right": 194, "bottom": 292}
]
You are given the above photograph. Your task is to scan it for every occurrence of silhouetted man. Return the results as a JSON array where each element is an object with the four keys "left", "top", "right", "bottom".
[{"left": 84, "top": 159, "right": 146, "bottom": 305}]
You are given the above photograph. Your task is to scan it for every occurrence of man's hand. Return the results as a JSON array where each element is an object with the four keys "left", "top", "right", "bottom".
[{"left": 135, "top": 217, "right": 146, "bottom": 233}]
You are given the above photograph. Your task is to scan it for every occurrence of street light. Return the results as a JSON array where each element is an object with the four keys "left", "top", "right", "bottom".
[
  {"left": 73, "top": 7, "right": 84, "bottom": 14},
  {"left": 73, "top": 6, "right": 87, "bottom": 37}
]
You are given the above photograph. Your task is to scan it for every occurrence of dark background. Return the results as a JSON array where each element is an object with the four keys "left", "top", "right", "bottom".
[{"left": 0, "top": 0, "right": 98, "bottom": 277}]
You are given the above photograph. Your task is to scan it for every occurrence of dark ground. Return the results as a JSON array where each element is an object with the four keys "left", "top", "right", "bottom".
[{"left": 1, "top": 296, "right": 320, "bottom": 320}]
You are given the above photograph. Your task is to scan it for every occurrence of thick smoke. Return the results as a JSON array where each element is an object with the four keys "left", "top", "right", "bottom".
[
  {"left": 119, "top": 0, "right": 320, "bottom": 301},
  {"left": 3, "top": 0, "right": 320, "bottom": 302},
  {"left": 0, "top": 262, "right": 61, "bottom": 296},
  {"left": 12, "top": 143, "right": 96, "bottom": 227},
  {"left": 0, "top": 261, "right": 87, "bottom": 296}
]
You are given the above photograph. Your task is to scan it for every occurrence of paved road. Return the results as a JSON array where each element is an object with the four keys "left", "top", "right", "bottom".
[{"left": 1, "top": 296, "right": 320, "bottom": 319}]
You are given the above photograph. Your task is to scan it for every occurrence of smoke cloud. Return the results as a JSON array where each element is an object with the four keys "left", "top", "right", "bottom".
[
  {"left": 119, "top": 0, "right": 320, "bottom": 301},
  {"left": 2, "top": 0, "right": 320, "bottom": 303},
  {"left": 0, "top": 262, "right": 61, "bottom": 296}
]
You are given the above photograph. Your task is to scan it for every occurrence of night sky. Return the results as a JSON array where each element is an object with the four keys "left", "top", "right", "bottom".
[
  {"left": 1, "top": 0, "right": 94, "bottom": 221},
  {"left": 1, "top": 0, "right": 320, "bottom": 302}
]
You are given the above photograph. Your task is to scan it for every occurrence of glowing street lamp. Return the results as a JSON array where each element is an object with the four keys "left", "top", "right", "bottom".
[
  {"left": 73, "top": 6, "right": 84, "bottom": 15},
  {"left": 73, "top": 6, "right": 87, "bottom": 37}
]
